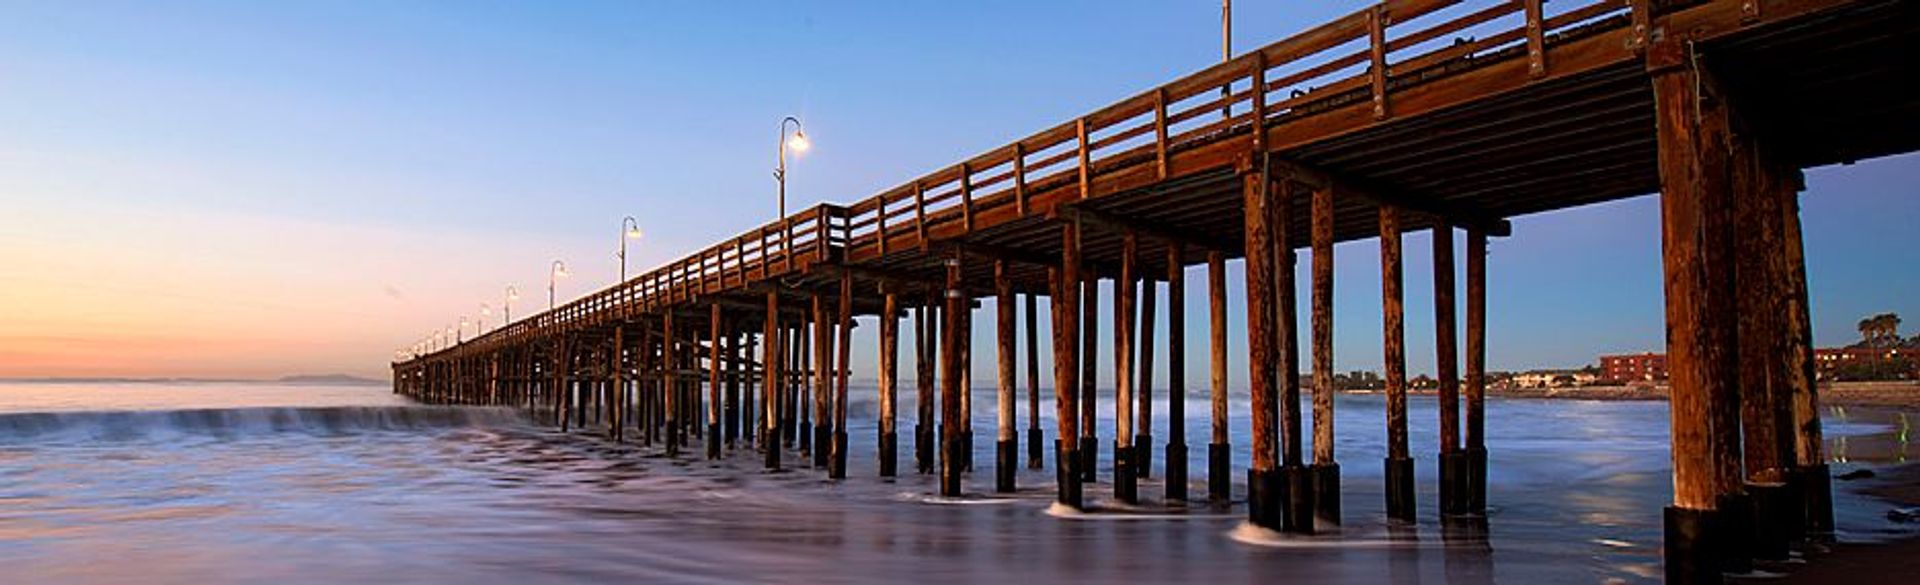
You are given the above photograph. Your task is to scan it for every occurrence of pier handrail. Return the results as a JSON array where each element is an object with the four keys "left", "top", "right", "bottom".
[{"left": 408, "top": 0, "right": 1635, "bottom": 361}]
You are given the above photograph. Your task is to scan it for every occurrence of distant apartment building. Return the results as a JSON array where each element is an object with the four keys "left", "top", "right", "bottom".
[
  {"left": 1815, "top": 347, "right": 1918, "bottom": 380},
  {"left": 1596, "top": 348, "right": 1916, "bottom": 382},
  {"left": 1600, "top": 352, "right": 1669, "bottom": 383}
]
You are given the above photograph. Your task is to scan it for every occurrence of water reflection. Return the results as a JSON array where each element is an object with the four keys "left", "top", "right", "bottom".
[{"left": 0, "top": 385, "right": 1915, "bottom": 584}]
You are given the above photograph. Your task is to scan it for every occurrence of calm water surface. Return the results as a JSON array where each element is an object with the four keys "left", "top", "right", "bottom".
[{"left": 0, "top": 382, "right": 1914, "bottom": 584}]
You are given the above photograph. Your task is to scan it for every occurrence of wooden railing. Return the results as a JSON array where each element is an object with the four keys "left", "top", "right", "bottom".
[{"left": 406, "top": 0, "right": 1638, "bottom": 363}]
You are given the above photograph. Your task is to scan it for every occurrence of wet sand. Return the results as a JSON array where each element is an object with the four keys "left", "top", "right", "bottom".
[{"left": 1774, "top": 463, "right": 1920, "bottom": 584}]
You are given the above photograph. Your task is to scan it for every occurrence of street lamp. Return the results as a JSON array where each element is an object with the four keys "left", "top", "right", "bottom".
[
  {"left": 619, "top": 216, "right": 644, "bottom": 283},
  {"left": 447, "top": 325, "right": 457, "bottom": 347},
  {"left": 505, "top": 285, "right": 519, "bottom": 324},
  {"left": 549, "top": 260, "right": 570, "bottom": 312},
  {"left": 459, "top": 317, "right": 469, "bottom": 344},
  {"left": 479, "top": 304, "right": 492, "bottom": 333},
  {"left": 775, "top": 116, "right": 809, "bottom": 221}
]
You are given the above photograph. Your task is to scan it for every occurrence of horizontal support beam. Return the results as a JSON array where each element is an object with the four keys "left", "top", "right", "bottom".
[{"left": 1269, "top": 158, "right": 1512, "bottom": 237}]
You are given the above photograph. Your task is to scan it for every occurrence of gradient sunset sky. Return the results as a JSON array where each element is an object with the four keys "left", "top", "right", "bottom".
[{"left": 3, "top": 1, "right": 1915, "bottom": 383}]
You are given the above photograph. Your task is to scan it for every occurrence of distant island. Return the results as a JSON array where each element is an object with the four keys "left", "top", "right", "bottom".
[{"left": 0, "top": 374, "right": 387, "bottom": 386}]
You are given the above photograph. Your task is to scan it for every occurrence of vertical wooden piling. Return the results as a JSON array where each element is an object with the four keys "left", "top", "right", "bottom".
[
  {"left": 1465, "top": 228, "right": 1489, "bottom": 515},
  {"left": 1380, "top": 205, "right": 1415, "bottom": 522},
  {"left": 1166, "top": 243, "right": 1188, "bottom": 501},
  {"left": 1056, "top": 220, "right": 1085, "bottom": 508},
  {"left": 880, "top": 291, "right": 900, "bottom": 477},
  {"left": 1138, "top": 250, "right": 1158, "bottom": 481},
  {"left": 664, "top": 310, "right": 680, "bottom": 456},
  {"left": 940, "top": 252, "right": 966, "bottom": 497},
  {"left": 1208, "top": 250, "right": 1231, "bottom": 504},
  {"left": 832, "top": 274, "right": 852, "bottom": 479},
  {"left": 813, "top": 294, "right": 831, "bottom": 469},
  {"left": 1026, "top": 292, "right": 1044, "bottom": 470},
  {"left": 1433, "top": 220, "right": 1464, "bottom": 517},
  {"left": 612, "top": 325, "right": 626, "bottom": 442},
  {"left": 1242, "top": 167, "right": 1281, "bottom": 530},
  {"left": 742, "top": 332, "right": 757, "bottom": 447},
  {"left": 1653, "top": 49, "right": 1747, "bottom": 582},
  {"left": 763, "top": 291, "right": 782, "bottom": 470},
  {"left": 1081, "top": 273, "right": 1100, "bottom": 483},
  {"left": 1276, "top": 179, "right": 1312, "bottom": 533},
  {"left": 708, "top": 305, "right": 723, "bottom": 459},
  {"left": 1781, "top": 178, "right": 1832, "bottom": 535},
  {"left": 917, "top": 303, "right": 936, "bottom": 474},
  {"left": 995, "top": 260, "right": 1018, "bottom": 493},
  {"left": 1310, "top": 184, "right": 1340, "bottom": 526},
  {"left": 1114, "top": 232, "right": 1139, "bottom": 503}
]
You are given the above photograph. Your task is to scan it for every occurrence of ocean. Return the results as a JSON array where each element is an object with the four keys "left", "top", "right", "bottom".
[{"left": 0, "top": 382, "right": 1913, "bottom": 584}]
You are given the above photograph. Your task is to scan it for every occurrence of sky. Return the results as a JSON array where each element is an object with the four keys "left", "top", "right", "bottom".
[{"left": 1, "top": 1, "right": 1915, "bottom": 383}]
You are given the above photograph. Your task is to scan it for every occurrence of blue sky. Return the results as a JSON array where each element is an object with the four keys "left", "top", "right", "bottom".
[{"left": 1, "top": 1, "right": 1914, "bottom": 382}]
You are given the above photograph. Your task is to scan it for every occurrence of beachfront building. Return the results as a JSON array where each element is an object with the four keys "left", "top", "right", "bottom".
[
  {"left": 1510, "top": 370, "right": 1599, "bottom": 389},
  {"left": 1599, "top": 352, "right": 1669, "bottom": 384}
]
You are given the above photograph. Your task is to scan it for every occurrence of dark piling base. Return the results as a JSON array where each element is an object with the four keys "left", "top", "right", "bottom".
[
  {"left": 1467, "top": 447, "right": 1487, "bottom": 514},
  {"left": 706, "top": 423, "right": 721, "bottom": 459},
  {"left": 1079, "top": 436, "right": 1098, "bottom": 482},
  {"left": 1439, "top": 451, "right": 1469, "bottom": 516},
  {"left": 1134, "top": 434, "right": 1153, "bottom": 479},
  {"left": 1385, "top": 456, "right": 1416, "bottom": 522},
  {"left": 996, "top": 439, "right": 1017, "bottom": 493},
  {"left": 1717, "top": 492, "right": 1755, "bottom": 575},
  {"left": 963, "top": 430, "right": 974, "bottom": 472},
  {"left": 1665, "top": 506, "right": 1720, "bottom": 585},
  {"left": 1208, "top": 442, "right": 1232, "bottom": 504},
  {"left": 763, "top": 428, "right": 781, "bottom": 470},
  {"left": 1027, "top": 428, "right": 1044, "bottom": 470},
  {"left": 813, "top": 425, "right": 831, "bottom": 468},
  {"left": 799, "top": 421, "right": 813, "bottom": 455},
  {"left": 1114, "top": 444, "right": 1138, "bottom": 503},
  {"left": 879, "top": 431, "right": 898, "bottom": 477},
  {"left": 1799, "top": 463, "right": 1836, "bottom": 535},
  {"left": 1312, "top": 462, "right": 1341, "bottom": 527},
  {"left": 940, "top": 439, "right": 964, "bottom": 496},
  {"left": 665, "top": 420, "right": 681, "bottom": 457},
  {"left": 1247, "top": 468, "right": 1279, "bottom": 529},
  {"left": 1780, "top": 471, "right": 1807, "bottom": 538},
  {"left": 1165, "top": 441, "right": 1188, "bottom": 502},
  {"left": 829, "top": 431, "right": 848, "bottom": 479},
  {"left": 915, "top": 424, "right": 934, "bottom": 474},
  {"left": 1747, "top": 482, "right": 1791, "bottom": 561},
  {"left": 1282, "top": 464, "right": 1316, "bottom": 534},
  {"left": 1056, "top": 439, "right": 1083, "bottom": 509}
]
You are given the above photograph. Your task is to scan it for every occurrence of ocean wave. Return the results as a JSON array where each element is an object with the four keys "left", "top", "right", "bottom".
[{"left": 0, "top": 406, "right": 526, "bottom": 444}]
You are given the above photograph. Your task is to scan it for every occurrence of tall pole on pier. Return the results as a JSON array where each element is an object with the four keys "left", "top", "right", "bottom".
[
  {"left": 775, "top": 116, "right": 810, "bottom": 222},
  {"left": 504, "top": 286, "right": 518, "bottom": 325},
  {"left": 549, "top": 260, "right": 569, "bottom": 312},
  {"left": 619, "top": 216, "right": 644, "bottom": 284}
]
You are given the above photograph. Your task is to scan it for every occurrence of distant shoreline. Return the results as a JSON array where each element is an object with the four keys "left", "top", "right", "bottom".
[
  {"left": 0, "top": 375, "right": 387, "bottom": 387},
  {"left": 1390, "top": 380, "right": 1920, "bottom": 409}
]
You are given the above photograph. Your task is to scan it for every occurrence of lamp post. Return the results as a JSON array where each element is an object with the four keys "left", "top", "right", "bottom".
[
  {"left": 505, "top": 286, "right": 519, "bottom": 324},
  {"left": 447, "top": 325, "right": 457, "bottom": 347},
  {"left": 775, "top": 116, "right": 809, "bottom": 223},
  {"left": 459, "top": 317, "right": 469, "bottom": 344},
  {"left": 549, "top": 260, "right": 570, "bottom": 312},
  {"left": 619, "top": 217, "right": 644, "bottom": 284},
  {"left": 479, "top": 304, "right": 492, "bottom": 333}
]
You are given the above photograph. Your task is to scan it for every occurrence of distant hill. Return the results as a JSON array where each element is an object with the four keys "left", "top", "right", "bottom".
[{"left": 275, "top": 374, "right": 386, "bottom": 386}]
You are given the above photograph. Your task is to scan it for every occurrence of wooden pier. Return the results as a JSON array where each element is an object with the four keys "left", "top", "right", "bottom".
[{"left": 394, "top": 1, "right": 1918, "bottom": 582}]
